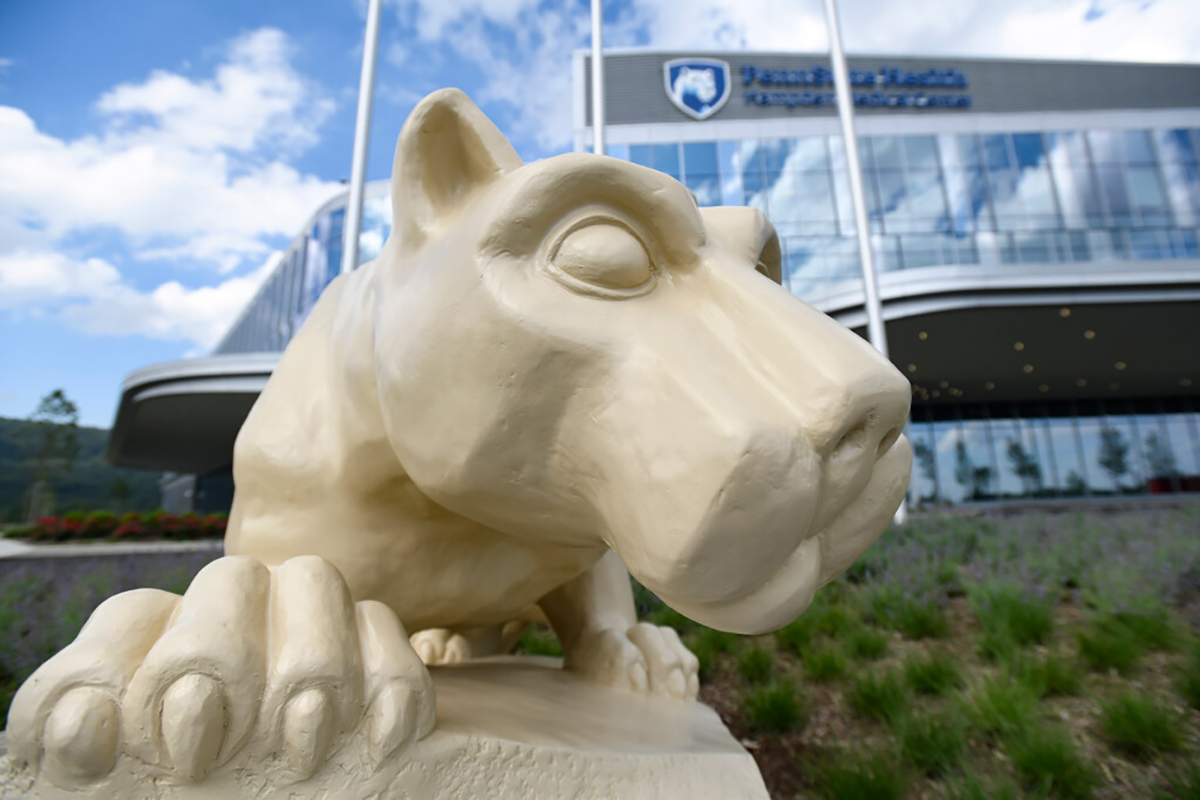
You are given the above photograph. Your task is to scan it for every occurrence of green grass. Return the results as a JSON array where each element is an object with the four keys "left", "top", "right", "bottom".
[
  {"left": 736, "top": 647, "right": 774, "bottom": 685},
  {"left": 811, "top": 750, "right": 909, "bottom": 800},
  {"left": 802, "top": 642, "right": 848, "bottom": 682},
  {"left": 1157, "top": 761, "right": 1200, "bottom": 800},
  {"left": 893, "top": 599, "right": 951, "bottom": 640},
  {"left": 516, "top": 624, "right": 562, "bottom": 656},
  {"left": 971, "top": 584, "right": 1056, "bottom": 660},
  {"left": 644, "top": 604, "right": 695, "bottom": 635},
  {"left": 866, "top": 590, "right": 951, "bottom": 640},
  {"left": 744, "top": 679, "right": 807, "bottom": 733},
  {"left": 814, "top": 604, "right": 860, "bottom": 638},
  {"left": 1111, "top": 608, "right": 1180, "bottom": 651},
  {"left": 1177, "top": 642, "right": 1200, "bottom": 710},
  {"left": 775, "top": 614, "right": 818, "bottom": 655},
  {"left": 1076, "top": 620, "right": 1144, "bottom": 676},
  {"left": 1098, "top": 691, "right": 1183, "bottom": 762},
  {"left": 942, "top": 774, "right": 1021, "bottom": 800},
  {"left": 846, "top": 669, "right": 908, "bottom": 723},
  {"left": 903, "top": 650, "right": 963, "bottom": 696},
  {"left": 963, "top": 675, "right": 1039, "bottom": 739},
  {"left": 894, "top": 709, "right": 968, "bottom": 777},
  {"left": 1005, "top": 726, "right": 1097, "bottom": 800},
  {"left": 1005, "top": 651, "right": 1084, "bottom": 698},
  {"left": 689, "top": 627, "right": 741, "bottom": 679},
  {"left": 843, "top": 625, "right": 889, "bottom": 661}
]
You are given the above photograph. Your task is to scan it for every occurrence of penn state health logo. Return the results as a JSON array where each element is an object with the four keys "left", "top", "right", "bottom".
[{"left": 664, "top": 57, "right": 731, "bottom": 121}]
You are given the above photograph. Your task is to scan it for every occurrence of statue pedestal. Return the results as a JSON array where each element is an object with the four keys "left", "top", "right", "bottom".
[{"left": 1, "top": 658, "right": 768, "bottom": 799}]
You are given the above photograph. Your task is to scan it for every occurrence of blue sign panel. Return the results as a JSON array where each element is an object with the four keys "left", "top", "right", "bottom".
[
  {"left": 662, "top": 58, "right": 972, "bottom": 120},
  {"left": 663, "top": 58, "right": 732, "bottom": 121}
]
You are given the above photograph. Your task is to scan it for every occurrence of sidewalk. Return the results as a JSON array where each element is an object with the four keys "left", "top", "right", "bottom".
[{"left": 0, "top": 538, "right": 223, "bottom": 560}]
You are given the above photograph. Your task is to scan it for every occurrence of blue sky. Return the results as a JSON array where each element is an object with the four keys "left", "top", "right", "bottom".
[{"left": 1, "top": 0, "right": 1197, "bottom": 427}]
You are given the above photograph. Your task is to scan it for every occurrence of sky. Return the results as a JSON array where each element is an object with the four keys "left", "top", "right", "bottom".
[{"left": 1, "top": 0, "right": 1198, "bottom": 428}]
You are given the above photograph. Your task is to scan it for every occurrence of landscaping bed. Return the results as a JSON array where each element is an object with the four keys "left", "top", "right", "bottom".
[
  {"left": 5, "top": 510, "right": 226, "bottom": 542},
  {"left": 639, "top": 507, "right": 1200, "bottom": 799},
  {"left": 4, "top": 507, "right": 1199, "bottom": 798}
]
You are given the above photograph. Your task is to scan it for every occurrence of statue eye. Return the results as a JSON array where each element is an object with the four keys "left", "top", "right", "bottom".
[{"left": 550, "top": 223, "right": 653, "bottom": 293}]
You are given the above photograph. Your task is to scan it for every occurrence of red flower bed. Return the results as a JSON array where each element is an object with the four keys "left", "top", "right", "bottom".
[{"left": 14, "top": 511, "right": 226, "bottom": 543}]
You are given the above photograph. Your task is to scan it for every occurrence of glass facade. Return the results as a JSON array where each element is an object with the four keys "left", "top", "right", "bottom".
[
  {"left": 617, "top": 127, "right": 1200, "bottom": 296},
  {"left": 908, "top": 399, "right": 1200, "bottom": 506},
  {"left": 210, "top": 124, "right": 1199, "bottom": 505},
  {"left": 215, "top": 195, "right": 392, "bottom": 355}
]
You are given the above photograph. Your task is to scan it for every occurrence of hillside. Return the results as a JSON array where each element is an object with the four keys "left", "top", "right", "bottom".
[{"left": 0, "top": 416, "right": 162, "bottom": 522}]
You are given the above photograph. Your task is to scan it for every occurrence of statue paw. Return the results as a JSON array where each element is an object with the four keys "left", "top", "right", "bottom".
[
  {"left": 566, "top": 622, "right": 700, "bottom": 702},
  {"left": 410, "top": 628, "right": 473, "bottom": 664},
  {"left": 6, "top": 555, "right": 435, "bottom": 789}
]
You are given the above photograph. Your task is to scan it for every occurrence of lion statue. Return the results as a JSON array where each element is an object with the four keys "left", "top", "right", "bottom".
[{"left": 6, "top": 88, "right": 911, "bottom": 793}]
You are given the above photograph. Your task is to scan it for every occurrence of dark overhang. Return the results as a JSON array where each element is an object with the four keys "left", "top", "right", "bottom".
[{"left": 106, "top": 354, "right": 279, "bottom": 474}]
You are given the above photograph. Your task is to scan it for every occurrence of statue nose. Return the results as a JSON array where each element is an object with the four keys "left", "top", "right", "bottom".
[{"left": 825, "top": 389, "right": 909, "bottom": 479}]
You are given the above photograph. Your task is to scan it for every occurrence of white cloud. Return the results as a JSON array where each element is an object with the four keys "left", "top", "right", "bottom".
[
  {"left": 0, "top": 249, "right": 275, "bottom": 349},
  {"left": 384, "top": 0, "right": 1200, "bottom": 156},
  {"left": 0, "top": 28, "right": 342, "bottom": 348}
]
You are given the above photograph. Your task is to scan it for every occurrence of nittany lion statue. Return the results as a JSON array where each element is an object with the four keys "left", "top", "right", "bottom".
[{"left": 7, "top": 89, "right": 911, "bottom": 793}]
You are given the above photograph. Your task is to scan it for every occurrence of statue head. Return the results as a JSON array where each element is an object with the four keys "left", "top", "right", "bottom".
[{"left": 373, "top": 89, "right": 911, "bottom": 635}]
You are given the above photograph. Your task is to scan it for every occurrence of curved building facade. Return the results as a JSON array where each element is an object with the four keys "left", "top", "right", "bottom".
[{"left": 109, "top": 50, "right": 1200, "bottom": 510}]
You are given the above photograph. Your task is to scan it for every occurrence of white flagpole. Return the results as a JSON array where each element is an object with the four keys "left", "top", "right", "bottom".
[
  {"left": 342, "top": 0, "right": 382, "bottom": 274},
  {"left": 823, "top": 0, "right": 908, "bottom": 524},
  {"left": 591, "top": 0, "right": 605, "bottom": 156}
]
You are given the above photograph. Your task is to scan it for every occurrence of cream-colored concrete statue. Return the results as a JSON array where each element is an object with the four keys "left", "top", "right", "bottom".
[{"left": 4, "top": 89, "right": 911, "bottom": 798}]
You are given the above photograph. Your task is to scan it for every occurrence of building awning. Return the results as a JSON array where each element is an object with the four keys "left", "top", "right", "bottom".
[{"left": 106, "top": 354, "right": 279, "bottom": 474}]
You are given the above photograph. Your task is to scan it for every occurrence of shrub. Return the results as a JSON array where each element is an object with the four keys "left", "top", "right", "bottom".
[
  {"left": 11, "top": 511, "right": 226, "bottom": 543},
  {"left": 743, "top": 679, "right": 806, "bottom": 734},
  {"left": 895, "top": 709, "right": 968, "bottom": 778},
  {"left": 811, "top": 750, "right": 908, "bottom": 800},
  {"left": 846, "top": 670, "right": 908, "bottom": 723},
  {"left": 844, "top": 625, "right": 889, "bottom": 661},
  {"left": 1006, "top": 727, "right": 1097, "bottom": 800},
  {"left": 964, "top": 676, "right": 1039, "bottom": 739},
  {"left": 736, "top": 647, "right": 774, "bottom": 685},
  {"left": 1098, "top": 692, "right": 1183, "bottom": 761},
  {"left": 903, "top": 650, "right": 962, "bottom": 696},
  {"left": 1077, "top": 621, "right": 1144, "bottom": 676},
  {"left": 803, "top": 643, "right": 848, "bottom": 682}
]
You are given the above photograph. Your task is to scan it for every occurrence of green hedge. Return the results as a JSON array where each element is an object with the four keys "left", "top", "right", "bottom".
[{"left": 7, "top": 510, "right": 226, "bottom": 542}]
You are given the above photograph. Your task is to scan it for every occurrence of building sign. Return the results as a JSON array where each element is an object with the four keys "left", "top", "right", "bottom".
[
  {"left": 741, "top": 64, "right": 971, "bottom": 110},
  {"left": 662, "top": 59, "right": 972, "bottom": 117},
  {"left": 663, "top": 58, "right": 732, "bottom": 120}
]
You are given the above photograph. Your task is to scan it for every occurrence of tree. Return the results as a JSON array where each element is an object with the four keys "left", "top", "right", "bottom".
[
  {"left": 24, "top": 389, "right": 79, "bottom": 521},
  {"left": 1098, "top": 426, "right": 1130, "bottom": 493},
  {"left": 1143, "top": 432, "right": 1178, "bottom": 478},
  {"left": 1006, "top": 437, "right": 1043, "bottom": 496},
  {"left": 953, "top": 438, "right": 991, "bottom": 500},
  {"left": 971, "top": 465, "right": 993, "bottom": 500},
  {"left": 912, "top": 438, "right": 938, "bottom": 504},
  {"left": 109, "top": 476, "right": 131, "bottom": 513},
  {"left": 1064, "top": 470, "right": 1088, "bottom": 496}
]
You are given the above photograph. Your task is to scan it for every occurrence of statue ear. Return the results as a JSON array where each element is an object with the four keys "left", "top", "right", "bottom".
[{"left": 391, "top": 88, "right": 523, "bottom": 253}]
